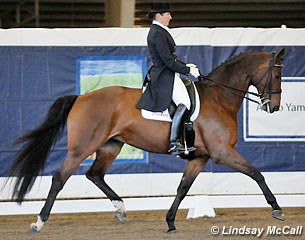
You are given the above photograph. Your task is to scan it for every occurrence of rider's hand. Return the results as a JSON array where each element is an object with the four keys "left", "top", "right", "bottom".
[
  {"left": 188, "top": 65, "right": 200, "bottom": 78},
  {"left": 186, "top": 63, "right": 197, "bottom": 68}
]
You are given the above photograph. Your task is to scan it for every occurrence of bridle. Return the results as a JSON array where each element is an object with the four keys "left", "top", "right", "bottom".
[
  {"left": 198, "top": 52, "right": 283, "bottom": 105},
  {"left": 258, "top": 52, "right": 282, "bottom": 107}
]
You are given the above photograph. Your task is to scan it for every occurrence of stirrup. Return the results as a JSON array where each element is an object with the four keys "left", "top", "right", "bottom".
[{"left": 168, "top": 142, "right": 196, "bottom": 155}]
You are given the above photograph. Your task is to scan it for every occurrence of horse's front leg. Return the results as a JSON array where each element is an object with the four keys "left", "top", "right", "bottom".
[
  {"left": 166, "top": 157, "right": 208, "bottom": 233},
  {"left": 212, "top": 146, "right": 284, "bottom": 220},
  {"left": 86, "top": 140, "right": 127, "bottom": 223}
]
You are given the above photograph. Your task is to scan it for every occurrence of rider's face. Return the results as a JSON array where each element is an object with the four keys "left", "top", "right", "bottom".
[{"left": 156, "top": 12, "right": 172, "bottom": 27}]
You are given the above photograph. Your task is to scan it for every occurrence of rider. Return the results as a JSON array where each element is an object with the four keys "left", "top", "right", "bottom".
[{"left": 136, "top": 2, "right": 200, "bottom": 155}]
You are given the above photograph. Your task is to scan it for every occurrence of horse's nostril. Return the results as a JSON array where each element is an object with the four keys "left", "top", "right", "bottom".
[{"left": 273, "top": 106, "right": 279, "bottom": 112}]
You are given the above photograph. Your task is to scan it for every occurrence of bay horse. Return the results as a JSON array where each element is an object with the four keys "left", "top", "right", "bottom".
[{"left": 8, "top": 48, "right": 285, "bottom": 233}]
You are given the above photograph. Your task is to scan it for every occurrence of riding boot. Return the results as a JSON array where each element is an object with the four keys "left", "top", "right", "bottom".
[{"left": 168, "top": 104, "right": 196, "bottom": 155}]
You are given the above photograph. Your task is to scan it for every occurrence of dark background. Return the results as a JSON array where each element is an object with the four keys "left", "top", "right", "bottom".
[{"left": 0, "top": 0, "right": 305, "bottom": 28}]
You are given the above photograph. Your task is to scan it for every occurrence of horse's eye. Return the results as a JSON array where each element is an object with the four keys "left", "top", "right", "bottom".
[{"left": 274, "top": 75, "right": 281, "bottom": 80}]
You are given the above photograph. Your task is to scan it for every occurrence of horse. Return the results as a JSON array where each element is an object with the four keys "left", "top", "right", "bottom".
[{"left": 7, "top": 48, "right": 285, "bottom": 233}]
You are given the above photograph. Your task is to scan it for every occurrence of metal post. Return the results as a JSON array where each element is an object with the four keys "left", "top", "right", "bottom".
[
  {"left": 35, "top": 0, "right": 39, "bottom": 27},
  {"left": 105, "top": 0, "right": 135, "bottom": 27},
  {"left": 16, "top": 3, "right": 20, "bottom": 27},
  {"left": 35, "top": 0, "right": 40, "bottom": 27},
  {"left": 120, "top": 0, "right": 135, "bottom": 27}
]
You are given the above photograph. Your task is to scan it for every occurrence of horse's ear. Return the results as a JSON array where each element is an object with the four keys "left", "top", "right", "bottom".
[{"left": 275, "top": 48, "right": 285, "bottom": 62}]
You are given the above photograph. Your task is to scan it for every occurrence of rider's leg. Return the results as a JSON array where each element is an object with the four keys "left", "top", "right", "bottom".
[
  {"left": 169, "top": 74, "right": 195, "bottom": 155},
  {"left": 169, "top": 103, "right": 188, "bottom": 154},
  {"left": 172, "top": 74, "right": 191, "bottom": 110}
]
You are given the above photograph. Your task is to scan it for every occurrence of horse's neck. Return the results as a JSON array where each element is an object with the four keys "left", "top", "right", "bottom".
[
  {"left": 197, "top": 52, "right": 269, "bottom": 114},
  {"left": 198, "top": 65, "right": 252, "bottom": 114}
]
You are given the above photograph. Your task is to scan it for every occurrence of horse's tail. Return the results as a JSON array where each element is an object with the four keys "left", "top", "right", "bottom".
[{"left": 8, "top": 95, "right": 78, "bottom": 204}]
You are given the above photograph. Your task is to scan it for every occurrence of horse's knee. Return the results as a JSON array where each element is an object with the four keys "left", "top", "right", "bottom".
[
  {"left": 176, "top": 176, "right": 196, "bottom": 199},
  {"left": 178, "top": 177, "right": 191, "bottom": 190},
  {"left": 210, "top": 153, "right": 223, "bottom": 165},
  {"left": 208, "top": 147, "right": 229, "bottom": 164}
]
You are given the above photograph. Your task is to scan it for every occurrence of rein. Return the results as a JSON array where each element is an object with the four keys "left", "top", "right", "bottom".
[
  {"left": 198, "top": 52, "right": 283, "bottom": 105},
  {"left": 198, "top": 75, "right": 262, "bottom": 104}
]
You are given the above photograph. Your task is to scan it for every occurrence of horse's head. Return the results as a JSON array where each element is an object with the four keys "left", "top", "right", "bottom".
[{"left": 251, "top": 48, "right": 285, "bottom": 113}]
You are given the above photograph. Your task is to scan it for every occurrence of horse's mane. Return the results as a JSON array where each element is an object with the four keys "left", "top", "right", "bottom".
[{"left": 207, "top": 50, "right": 265, "bottom": 77}]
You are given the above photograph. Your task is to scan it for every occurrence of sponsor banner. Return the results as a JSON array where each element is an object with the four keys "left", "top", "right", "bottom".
[
  {"left": 244, "top": 77, "right": 305, "bottom": 141},
  {"left": 1, "top": 28, "right": 305, "bottom": 176}
]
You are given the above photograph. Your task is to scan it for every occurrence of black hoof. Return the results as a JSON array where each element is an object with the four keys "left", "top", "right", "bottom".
[
  {"left": 272, "top": 210, "right": 285, "bottom": 221},
  {"left": 115, "top": 210, "right": 126, "bottom": 224},
  {"left": 167, "top": 228, "right": 177, "bottom": 234}
]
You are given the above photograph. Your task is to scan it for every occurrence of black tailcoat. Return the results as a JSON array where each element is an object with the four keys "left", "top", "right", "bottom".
[{"left": 137, "top": 24, "right": 189, "bottom": 112}]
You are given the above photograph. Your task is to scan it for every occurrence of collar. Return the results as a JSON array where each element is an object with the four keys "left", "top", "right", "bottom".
[{"left": 152, "top": 20, "right": 170, "bottom": 32}]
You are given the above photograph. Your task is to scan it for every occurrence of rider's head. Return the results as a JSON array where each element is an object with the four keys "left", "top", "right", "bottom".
[{"left": 148, "top": 2, "right": 172, "bottom": 26}]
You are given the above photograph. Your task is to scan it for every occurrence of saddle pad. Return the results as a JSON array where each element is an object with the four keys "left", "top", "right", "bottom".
[{"left": 141, "top": 84, "right": 200, "bottom": 122}]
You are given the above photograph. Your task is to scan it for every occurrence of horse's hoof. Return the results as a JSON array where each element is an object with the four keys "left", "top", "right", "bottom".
[
  {"left": 29, "top": 216, "right": 44, "bottom": 233},
  {"left": 167, "top": 228, "right": 177, "bottom": 234},
  {"left": 115, "top": 210, "right": 126, "bottom": 224},
  {"left": 29, "top": 223, "right": 40, "bottom": 233},
  {"left": 272, "top": 210, "right": 285, "bottom": 221}
]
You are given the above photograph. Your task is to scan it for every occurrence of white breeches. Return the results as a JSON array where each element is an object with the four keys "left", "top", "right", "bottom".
[{"left": 172, "top": 73, "right": 191, "bottom": 110}]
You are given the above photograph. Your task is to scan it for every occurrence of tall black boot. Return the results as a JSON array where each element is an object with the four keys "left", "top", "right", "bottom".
[{"left": 168, "top": 104, "right": 196, "bottom": 155}]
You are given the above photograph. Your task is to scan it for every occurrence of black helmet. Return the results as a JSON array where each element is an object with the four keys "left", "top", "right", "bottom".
[{"left": 147, "top": 3, "right": 171, "bottom": 19}]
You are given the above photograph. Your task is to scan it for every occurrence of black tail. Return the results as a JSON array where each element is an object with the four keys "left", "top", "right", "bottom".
[{"left": 8, "top": 95, "right": 78, "bottom": 203}]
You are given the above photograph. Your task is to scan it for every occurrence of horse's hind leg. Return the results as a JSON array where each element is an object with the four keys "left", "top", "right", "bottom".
[
  {"left": 213, "top": 147, "right": 284, "bottom": 220},
  {"left": 30, "top": 152, "right": 86, "bottom": 232},
  {"left": 85, "top": 140, "right": 126, "bottom": 223}
]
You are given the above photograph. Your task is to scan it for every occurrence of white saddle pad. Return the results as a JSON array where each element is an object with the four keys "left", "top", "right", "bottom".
[{"left": 141, "top": 85, "right": 200, "bottom": 122}]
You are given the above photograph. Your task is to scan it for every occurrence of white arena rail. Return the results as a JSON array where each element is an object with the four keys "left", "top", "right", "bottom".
[{"left": 1, "top": 172, "right": 305, "bottom": 218}]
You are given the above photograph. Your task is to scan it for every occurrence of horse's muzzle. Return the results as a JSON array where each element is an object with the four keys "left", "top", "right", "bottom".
[
  {"left": 272, "top": 106, "right": 280, "bottom": 112},
  {"left": 262, "top": 102, "right": 279, "bottom": 114},
  {"left": 262, "top": 98, "right": 280, "bottom": 114}
]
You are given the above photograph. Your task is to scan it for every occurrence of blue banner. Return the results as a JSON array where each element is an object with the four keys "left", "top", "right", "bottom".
[{"left": 1, "top": 28, "right": 305, "bottom": 176}]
